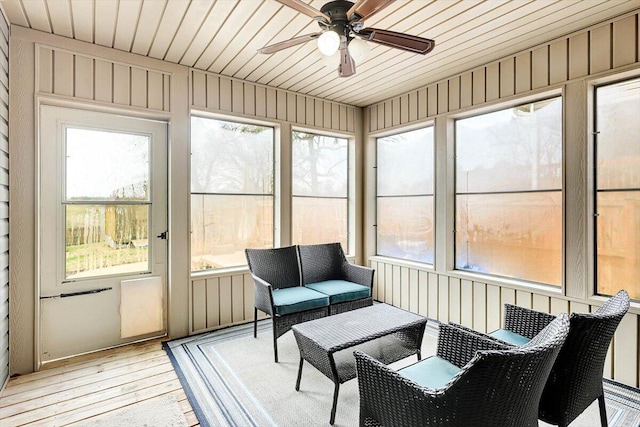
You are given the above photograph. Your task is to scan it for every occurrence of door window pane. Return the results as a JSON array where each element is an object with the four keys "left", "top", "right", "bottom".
[
  {"left": 455, "top": 98, "right": 562, "bottom": 286},
  {"left": 595, "top": 78, "right": 640, "bottom": 300},
  {"left": 191, "top": 117, "right": 275, "bottom": 271},
  {"left": 66, "top": 205, "right": 149, "bottom": 278},
  {"left": 292, "top": 131, "right": 349, "bottom": 247},
  {"left": 376, "top": 127, "right": 434, "bottom": 263},
  {"left": 64, "top": 126, "right": 152, "bottom": 280},
  {"left": 66, "top": 128, "right": 150, "bottom": 201}
]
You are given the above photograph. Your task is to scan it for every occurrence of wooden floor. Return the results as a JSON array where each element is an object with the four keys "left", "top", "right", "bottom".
[{"left": 0, "top": 339, "right": 198, "bottom": 426}]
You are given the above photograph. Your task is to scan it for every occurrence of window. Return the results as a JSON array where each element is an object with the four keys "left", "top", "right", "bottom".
[
  {"left": 455, "top": 98, "right": 562, "bottom": 285},
  {"left": 65, "top": 128, "right": 151, "bottom": 279},
  {"left": 595, "top": 78, "right": 640, "bottom": 300},
  {"left": 190, "top": 117, "right": 274, "bottom": 271},
  {"left": 292, "top": 131, "right": 349, "bottom": 249},
  {"left": 376, "top": 127, "right": 434, "bottom": 263}
]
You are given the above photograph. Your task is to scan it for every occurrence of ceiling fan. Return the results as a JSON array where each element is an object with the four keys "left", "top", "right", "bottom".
[{"left": 258, "top": 0, "right": 435, "bottom": 77}]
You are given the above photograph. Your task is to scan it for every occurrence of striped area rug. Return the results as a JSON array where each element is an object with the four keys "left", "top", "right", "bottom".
[{"left": 164, "top": 320, "right": 640, "bottom": 427}]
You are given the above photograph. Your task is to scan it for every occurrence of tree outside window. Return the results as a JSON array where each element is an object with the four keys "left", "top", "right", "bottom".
[
  {"left": 190, "top": 117, "right": 274, "bottom": 271},
  {"left": 292, "top": 131, "right": 349, "bottom": 250}
]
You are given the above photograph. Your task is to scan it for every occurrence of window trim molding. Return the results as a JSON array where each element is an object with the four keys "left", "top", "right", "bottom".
[
  {"left": 290, "top": 128, "right": 352, "bottom": 253},
  {"left": 375, "top": 125, "right": 436, "bottom": 265},
  {"left": 189, "top": 113, "right": 278, "bottom": 273},
  {"left": 589, "top": 72, "right": 640, "bottom": 302}
]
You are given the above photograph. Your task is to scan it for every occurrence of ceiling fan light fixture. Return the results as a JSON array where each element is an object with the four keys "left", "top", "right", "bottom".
[
  {"left": 317, "top": 30, "right": 340, "bottom": 56},
  {"left": 349, "top": 37, "right": 371, "bottom": 62}
]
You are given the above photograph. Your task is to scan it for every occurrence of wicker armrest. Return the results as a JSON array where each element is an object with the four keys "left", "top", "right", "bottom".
[
  {"left": 503, "top": 304, "right": 556, "bottom": 340},
  {"left": 448, "top": 322, "right": 517, "bottom": 347},
  {"left": 342, "top": 262, "right": 374, "bottom": 288},
  {"left": 251, "top": 274, "right": 274, "bottom": 315},
  {"left": 355, "top": 350, "right": 441, "bottom": 425},
  {"left": 437, "top": 323, "right": 511, "bottom": 367}
]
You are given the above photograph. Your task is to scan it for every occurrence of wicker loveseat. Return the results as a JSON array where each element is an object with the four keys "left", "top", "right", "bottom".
[
  {"left": 355, "top": 315, "right": 570, "bottom": 427},
  {"left": 245, "top": 242, "right": 374, "bottom": 362}
]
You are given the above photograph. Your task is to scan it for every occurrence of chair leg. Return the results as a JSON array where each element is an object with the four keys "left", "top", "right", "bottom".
[
  {"left": 330, "top": 383, "right": 340, "bottom": 425},
  {"left": 295, "top": 357, "right": 304, "bottom": 391},
  {"left": 598, "top": 394, "right": 608, "bottom": 427},
  {"left": 253, "top": 307, "right": 258, "bottom": 338},
  {"left": 272, "top": 322, "right": 279, "bottom": 363}
]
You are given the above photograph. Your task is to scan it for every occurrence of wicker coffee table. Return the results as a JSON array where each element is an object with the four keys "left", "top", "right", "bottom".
[{"left": 291, "top": 303, "right": 428, "bottom": 425}]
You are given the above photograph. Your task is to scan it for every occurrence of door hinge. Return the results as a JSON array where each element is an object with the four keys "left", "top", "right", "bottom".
[{"left": 157, "top": 231, "right": 168, "bottom": 240}]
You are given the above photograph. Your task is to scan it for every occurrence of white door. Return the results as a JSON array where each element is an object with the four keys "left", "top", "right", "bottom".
[{"left": 39, "top": 106, "right": 168, "bottom": 363}]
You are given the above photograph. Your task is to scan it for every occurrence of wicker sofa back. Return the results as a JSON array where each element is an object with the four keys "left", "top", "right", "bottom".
[{"left": 245, "top": 243, "right": 374, "bottom": 362}]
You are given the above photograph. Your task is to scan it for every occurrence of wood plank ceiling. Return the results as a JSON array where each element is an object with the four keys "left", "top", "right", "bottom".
[{"left": 2, "top": 0, "right": 638, "bottom": 107}]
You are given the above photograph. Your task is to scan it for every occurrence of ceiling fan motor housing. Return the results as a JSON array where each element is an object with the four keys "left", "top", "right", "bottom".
[{"left": 319, "top": 1, "right": 356, "bottom": 39}]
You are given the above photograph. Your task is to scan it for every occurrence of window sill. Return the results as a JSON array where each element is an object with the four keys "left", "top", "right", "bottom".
[
  {"left": 368, "top": 255, "right": 435, "bottom": 272},
  {"left": 190, "top": 265, "right": 249, "bottom": 280}
]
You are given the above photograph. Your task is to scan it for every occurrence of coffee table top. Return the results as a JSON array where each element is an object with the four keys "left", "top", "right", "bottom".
[{"left": 291, "top": 303, "right": 427, "bottom": 353}]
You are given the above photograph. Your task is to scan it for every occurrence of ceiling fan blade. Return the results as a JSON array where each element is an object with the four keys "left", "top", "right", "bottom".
[
  {"left": 348, "top": 0, "right": 395, "bottom": 22},
  {"left": 277, "top": 0, "right": 331, "bottom": 22},
  {"left": 258, "top": 32, "right": 321, "bottom": 54},
  {"left": 357, "top": 28, "right": 435, "bottom": 54},
  {"left": 338, "top": 47, "right": 356, "bottom": 77}
]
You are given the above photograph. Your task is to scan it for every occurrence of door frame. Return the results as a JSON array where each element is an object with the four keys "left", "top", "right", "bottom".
[{"left": 35, "top": 100, "right": 171, "bottom": 368}]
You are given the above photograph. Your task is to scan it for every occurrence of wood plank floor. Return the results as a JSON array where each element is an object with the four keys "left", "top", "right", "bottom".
[{"left": 0, "top": 339, "right": 198, "bottom": 426}]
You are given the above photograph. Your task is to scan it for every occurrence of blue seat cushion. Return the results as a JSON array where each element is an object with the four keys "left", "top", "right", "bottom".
[
  {"left": 272, "top": 286, "right": 329, "bottom": 316},
  {"left": 489, "top": 328, "right": 531, "bottom": 346},
  {"left": 399, "top": 356, "right": 461, "bottom": 389},
  {"left": 304, "top": 280, "right": 371, "bottom": 304}
]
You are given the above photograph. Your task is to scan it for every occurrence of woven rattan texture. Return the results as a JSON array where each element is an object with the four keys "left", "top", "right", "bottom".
[
  {"left": 245, "top": 246, "right": 301, "bottom": 289},
  {"left": 298, "top": 243, "right": 345, "bottom": 284},
  {"left": 355, "top": 316, "right": 570, "bottom": 427},
  {"left": 273, "top": 306, "right": 329, "bottom": 339},
  {"left": 293, "top": 304, "right": 427, "bottom": 384},
  {"left": 245, "top": 243, "right": 375, "bottom": 362},
  {"left": 292, "top": 304, "right": 427, "bottom": 352},
  {"left": 329, "top": 297, "right": 373, "bottom": 315},
  {"left": 436, "top": 324, "right": 510, "bottom": 367},
  {"left": 504, "top": 303, "right": 556, "bottom": 339},
  {"left": 538, "top": 290, "right": 630, "bottom": 426}
]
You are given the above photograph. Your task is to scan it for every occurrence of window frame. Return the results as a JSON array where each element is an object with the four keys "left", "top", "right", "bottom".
[
  {"left": 592, "top": 74, "right": 640, "bottom": 301},
  {"left": 290, "top": 128, "right": 352, "bottom": 253},
  {"left": 189, "top": 112, "right": 278, "bottom": 274},
  {"left": 452, "top": 95, "right": 564, "bottom": 287},
  {"left": 374, "top": 124, "right": 436, "bottom": 265}
]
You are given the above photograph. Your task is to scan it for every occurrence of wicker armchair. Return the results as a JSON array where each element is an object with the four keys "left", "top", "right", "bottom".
[
  {"left": 298, "top": 243, "right": 374, "bottom": 315},
  {"left": 355, "top": 316, "right": 570, "bottom": 427},
  {"left": 484, "top": 290, "right": 631, "bottom": 427},
  {"left": 245, "top": 246, "right": 330, "bottom": 362}
]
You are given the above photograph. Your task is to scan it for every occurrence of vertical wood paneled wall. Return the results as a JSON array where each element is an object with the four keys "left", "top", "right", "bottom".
[
  {"left": 369, "top": 260, "right": 639, "bottom": 388},
  {"left": 0, "top": 8, "right": 9, "bottom": 391},
  {"left": 368, "top": 13, "right": 639, "bottom": 131},
  {"left": 190, "top": 69, "right": 356, "bottom": 133},
  {"left": 188, "top": 70, "right": 357, "bottom": 333},
  {"left": 365, "top": 12, "right": 640, "bottom": 388},
  {"left": 36, "top": 45, "right": 171, "bottom": 112},
  {"left": 191, "top": 272, "right": 269, "bottom": 332}
]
